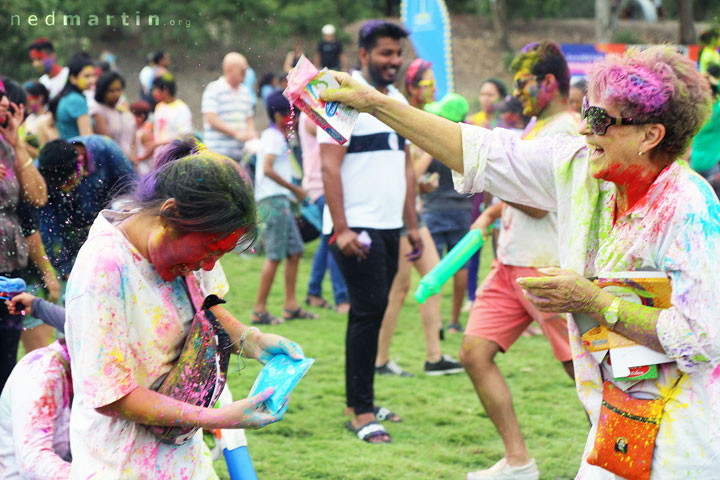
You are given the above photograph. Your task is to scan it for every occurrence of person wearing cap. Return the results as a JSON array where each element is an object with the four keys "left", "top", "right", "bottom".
[
  {"left": 251, "top": 91, "right": 316, "bottom": 325},
  {"left": 315, "top": 24, "right": 347, "bottom": 71},
  {"left": 419, "top": 93, "right": 474, "bottom": 334},
  {"left": 36, "top": 135, "right": 136, "bottom": 279}
]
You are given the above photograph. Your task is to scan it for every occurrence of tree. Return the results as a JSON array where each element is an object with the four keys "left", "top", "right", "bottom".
[
  {"left": 490, "top": 0, "right": 512, "bottom": 54},
  {"left": 677, "top": 0, "right": 696, "bottom": 45},
  {"left": 595, "top": 0, "right": 619, "bottom": 43}
]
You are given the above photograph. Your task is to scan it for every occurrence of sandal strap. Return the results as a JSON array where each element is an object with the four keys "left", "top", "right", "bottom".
[
  {"left": 374, "top": 406, "right": 395, "bottom": 422},
  {"left": 356, "top": 422, "right": 387, "bottom": 441}
]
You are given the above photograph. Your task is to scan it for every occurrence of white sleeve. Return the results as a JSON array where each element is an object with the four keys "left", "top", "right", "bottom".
[
  {"left": 10, "top": 352, "right": 72, "bottom": 479},
  {"left": 452, "top": 123, "right": 577, "bottom": 212}
]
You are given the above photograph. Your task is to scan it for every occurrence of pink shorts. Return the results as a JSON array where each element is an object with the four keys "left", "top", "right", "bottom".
[{"left": 466, "top": 259, "right": 572, "bottom": 362}]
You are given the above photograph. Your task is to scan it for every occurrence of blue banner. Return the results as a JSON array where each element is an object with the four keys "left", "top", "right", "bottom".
[{"left": 401, "top": 0, "right": 454, "bottom": 100}]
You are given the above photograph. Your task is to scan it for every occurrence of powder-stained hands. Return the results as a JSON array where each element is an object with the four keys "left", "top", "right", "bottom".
[
  {"left": 209, "top": 387, "right": 283, "bottom": 429},
  {"left": 517, "top": 267, "right": 606, "bottom": 315},
  {"left": 243, "top": 331, "right": 306, "bottom": 365}
]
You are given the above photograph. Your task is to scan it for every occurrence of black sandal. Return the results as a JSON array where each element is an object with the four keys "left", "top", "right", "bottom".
[
  {"left": 251, "top": 311, "right": 283, "bottom": 325},
  {"left": 346, "top": 420, "right": 391, "bottom": 443},
  {"left": 283, "top": 307, "right": 319, "bottom": 320},
  {"left": 306, "top": 295, "right": 334, "bottom": 310}
]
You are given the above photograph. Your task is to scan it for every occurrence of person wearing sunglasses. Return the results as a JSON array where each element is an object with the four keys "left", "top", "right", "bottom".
[{"left": 322, "top": 45, "right": 719, "bottom": 478}]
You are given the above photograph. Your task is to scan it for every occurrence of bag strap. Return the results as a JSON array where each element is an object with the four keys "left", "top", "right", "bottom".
[{"left": 180, "top": 275, "right": 203, "bottom": 315}]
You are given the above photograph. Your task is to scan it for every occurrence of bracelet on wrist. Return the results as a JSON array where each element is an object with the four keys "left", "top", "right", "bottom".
[
  {"left": 18, "top": 158, "right": 33, "bottom": 172},
  {"left": 239, "top": 326, "right": 260, "bottom": 358}
]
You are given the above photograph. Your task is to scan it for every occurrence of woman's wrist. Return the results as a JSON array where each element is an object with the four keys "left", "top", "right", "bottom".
[{"left": 239, "top": 326, "right": 261, "bottom": 357}]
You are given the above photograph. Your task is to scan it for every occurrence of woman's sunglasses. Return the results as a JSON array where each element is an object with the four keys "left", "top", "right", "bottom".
[{"left": 581, "top": 96, "right": 639, "bottom": 135}]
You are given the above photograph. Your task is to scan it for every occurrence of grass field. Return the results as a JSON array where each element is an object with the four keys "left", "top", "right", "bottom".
[{"left": 213, "top": 242, "right": 589, "bottom": 480}]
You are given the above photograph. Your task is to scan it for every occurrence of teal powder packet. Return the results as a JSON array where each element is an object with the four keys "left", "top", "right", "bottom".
[{"left": 249, "top": 354, "right": 314, "bottom": 414}]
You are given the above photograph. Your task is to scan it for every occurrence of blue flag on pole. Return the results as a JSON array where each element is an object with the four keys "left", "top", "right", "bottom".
[{"left": 401, "top": 0, "right": 454, "bottom": 100}]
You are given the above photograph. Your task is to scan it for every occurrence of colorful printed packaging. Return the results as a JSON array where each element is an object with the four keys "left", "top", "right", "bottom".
[
  {"left": 283, "top": 55, "right": 359, "bottom": 145},
  {"left": 580, "top": 272, "right": 673, "bottom": 380}
]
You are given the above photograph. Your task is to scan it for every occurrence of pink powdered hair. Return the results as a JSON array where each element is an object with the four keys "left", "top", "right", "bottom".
[{"left": 588, "top": 45, "right": 712, "bottom": 157}]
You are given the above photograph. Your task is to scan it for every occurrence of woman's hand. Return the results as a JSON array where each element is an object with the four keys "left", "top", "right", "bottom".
[
  {"left": 0, "top": 102, "right": 23, "bottom": 147},
  {"left": 243, "top": 330, "right": 305, "bottom": 365},
  {"left": 205, "top": 387, "right": 284, "bottom": 429},
  {"left": 517, "top": 267, "right": 608, "bottom": 315},
  {"left": 320, "top": 71, "right": 382, "bottom": 113}
]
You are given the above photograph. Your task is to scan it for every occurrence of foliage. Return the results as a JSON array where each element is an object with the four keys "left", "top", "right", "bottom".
[{"left": 212, "top": 243, "right": 588, "bottom": 479}]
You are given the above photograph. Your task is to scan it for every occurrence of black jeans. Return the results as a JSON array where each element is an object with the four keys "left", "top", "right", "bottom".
[{"left": 330, "top": 228, "right": 400, "bottom": 415}]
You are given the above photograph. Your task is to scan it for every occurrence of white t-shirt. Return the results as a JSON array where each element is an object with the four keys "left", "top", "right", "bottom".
[
  {"left": 64, "top": 210, "right": 229, "bottom": 479},
  {"left": 153, "top": 99, "right": 193, "bottom": 145},
  {"left": 496, "top": 111, "right": 580, "bottom": 267},
  {"left": 254, "top": 126, "right": 292, "bottom": 201},
  {"left": 318, "top": 70, "right": 407, "bottom": 234},
  {"left": 40, "top": 67, "right": 69, "bottom": 100},
  {"left": 201, "top": 76, "right": 254, "bottom": 160},
  {"left": 0, "top": 341, "right": 72, "bottom": 480}
]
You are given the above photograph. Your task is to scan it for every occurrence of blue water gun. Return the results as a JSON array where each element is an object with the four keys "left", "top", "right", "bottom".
[
  {"left": 0, "top": 276, "right": 26, "bottom": 301},
  {"left": 414, "top": 229, "right": 484, "bottom": 304}
]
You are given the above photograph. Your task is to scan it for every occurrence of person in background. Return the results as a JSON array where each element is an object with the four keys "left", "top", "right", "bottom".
[
  {"left": 21, "top": 81, "right": 57, "bottom": 154},
  {"left": 316, "top": 24, "right": 347, "bottom": 71},
  {"left": 374, "top": 59, "right": 463, "bottom": 379},
  {"left": 300, "top": 111, "right": 350, "bottom": 314},
  {"left": 202, "top": 53, "right": 257, "bottom": 164},
  {"left": 91, "top": 71, "right": 136, "bottom": 162},
  {"left": 151, "top": 73, "right": 192, "bottom": 159},
  {"left": 259, "top": 73, "right": 280, "bottom": 109},
  {"left": 130, "top": 100, "right": 154, "bottom": 175},
  {"left": 690, "top": 64, "right": 720, "bottom": 181},
  {"left": 252, "top": 92, "right": 316, "bottom": 325},
  {"left": 465, "top": 78, "right": 508, "bottom": 312},
  {"left": 0, "top": 293, "right": 70, "bottom": 479},
  {"left": 284, "top": 41, "right": 305, "bottom": 73},
  {"left": 469, "top": 78, "right": 507, "bottom": 129},
  {"left": 569, "top": 79, "right": 587, "bottom": 114},
  {"left": 28, "top": 38, "right": 68, "bottom": 100},
  {"left": 138, "top": 53, "right": 155, "bottom": 104},
  {"left": 699, "top": 28, "right": 720, "bottom": 73},
  {"left": 37, "top": 136, "right": 136, "bottom": 279},
  {"left": 50, "top": 53, "right": 96, "bottom": 140},
  {"left": 0, "top": 78, "right": 48, "bottom": 389},
  {"left": 320, "top": 20, "right": 422, "bottom": 443},
  {"left": 243, "top": 64, "right": 258, "bottom": 111},
  {"left": 420, "top": 93, "right": 473, "bottom": 336}
]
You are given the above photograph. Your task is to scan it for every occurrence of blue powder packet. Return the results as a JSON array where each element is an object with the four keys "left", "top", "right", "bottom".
[{"left": 249, "top": 354, "right": 314, "bottom": 414}]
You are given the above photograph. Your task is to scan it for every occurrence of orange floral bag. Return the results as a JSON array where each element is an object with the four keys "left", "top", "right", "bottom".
[{"left": 587, "top": 378, "right": 681, "bottom": 480}]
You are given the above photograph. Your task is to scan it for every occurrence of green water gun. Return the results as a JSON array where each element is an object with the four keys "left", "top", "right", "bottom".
[{"left": 414, "top": 229, "right": 485, "bottom": 304}]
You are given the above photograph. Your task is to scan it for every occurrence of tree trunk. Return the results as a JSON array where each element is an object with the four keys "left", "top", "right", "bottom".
[
  {"left": 595, "top": 0, "right": 613, "bottom": 42},
  {"left": 678, "top": 0, "right": 696, "bottom": 45},
  {"left": 490, "top": 0, "right": 512, "bottom": 54}
]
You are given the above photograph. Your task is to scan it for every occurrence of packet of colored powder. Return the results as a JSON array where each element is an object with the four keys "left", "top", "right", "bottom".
[
  {"left": 283, "top": 54, "right": 359, "bottom": 145},
  {"left": 249, "top": 354, "right": 314, "bottom": 415}
]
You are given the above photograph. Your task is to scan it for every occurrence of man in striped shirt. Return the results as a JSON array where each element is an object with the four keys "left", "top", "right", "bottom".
[{"left": 201, "top": 52, "right": 257, "bottom": 161}]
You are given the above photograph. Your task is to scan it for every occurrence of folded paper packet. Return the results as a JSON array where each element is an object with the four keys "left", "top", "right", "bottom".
[
  {"left": 283, "top": 54, "right": 358, "bottom": 145},
  {"left": 581, "top": 272, "right": 673, "bottom": 381},
  {"left": 249, "top": 354, "right": 314, "bottom": 415}
]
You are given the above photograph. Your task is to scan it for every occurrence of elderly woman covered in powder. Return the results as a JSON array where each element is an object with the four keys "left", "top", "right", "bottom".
[{"left": 322, "top": 46, "right": 720, "bottom": 478}]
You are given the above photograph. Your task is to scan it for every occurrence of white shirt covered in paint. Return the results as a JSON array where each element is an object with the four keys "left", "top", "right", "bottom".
[
  {"left": 496, "top": 111, "right": 579, "bottom": 267},
  {"left": 65, "top": 210, "right": 229, "bottom": 480},
  {"left": 454, "top": 124, "right": 720, "bottom": 479},
  {"left": 0, "top": 340, "right": 72, "bottom": 480}
]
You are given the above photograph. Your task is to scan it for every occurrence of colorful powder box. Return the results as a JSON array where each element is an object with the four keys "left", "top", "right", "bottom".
[
  {"left": 283, "top": 55, "right": 359, "bottom": 145},
  {"left": 249, "top": 354, "right": 314, "bottom": 415}
]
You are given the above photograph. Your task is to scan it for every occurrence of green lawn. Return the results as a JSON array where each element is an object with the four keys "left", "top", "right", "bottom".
[{"left": 214, "top": 242, "right": 589, "bottom": 479}]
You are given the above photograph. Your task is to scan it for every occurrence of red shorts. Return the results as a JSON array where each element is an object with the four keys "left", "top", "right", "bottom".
[{"left": 466, "top": 259, "right": 572, "bottom": 362}]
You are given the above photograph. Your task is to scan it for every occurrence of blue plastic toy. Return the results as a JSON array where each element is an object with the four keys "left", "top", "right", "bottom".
[{"left": 0, "top": 276, "right": 26, "bottom": 300}]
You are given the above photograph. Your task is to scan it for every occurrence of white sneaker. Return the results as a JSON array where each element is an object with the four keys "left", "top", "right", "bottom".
[{"left": 466, "top": 458, "right": 539, "bottom": 480}]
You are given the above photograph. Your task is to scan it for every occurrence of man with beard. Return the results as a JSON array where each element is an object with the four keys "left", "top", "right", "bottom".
[
  {"left": 461, "top": 42, "right": 580, "bottom": 480},
  {"left": 319, "top": 20, "right": 422, "bottom": 444}
]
